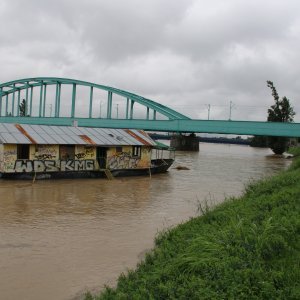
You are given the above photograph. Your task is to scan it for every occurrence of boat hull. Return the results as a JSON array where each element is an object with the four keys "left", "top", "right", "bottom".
[{"left": 0, "top": 159, "right": 174, "bottom": 180}]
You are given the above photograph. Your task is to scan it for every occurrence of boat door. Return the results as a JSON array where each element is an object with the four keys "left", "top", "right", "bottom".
[{"left": 97, "top": 147, "right": 107, "bottom": 169}]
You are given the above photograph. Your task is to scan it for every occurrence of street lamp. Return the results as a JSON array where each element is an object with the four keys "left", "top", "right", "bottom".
[
  {"left": 49, "top": 104, "right": 52, "bottom": 117},
  {"left": 99, "top": 101, "right": 103, "bottom": 118},
  {"left": 229, "top": 101, "right": 235, "bottom": 120},
  {"left": 207, "top": 104, "right": 211, "bottom": 120},
  {"left": 116, "top": 104, "right": 119, "bottom": 119}
]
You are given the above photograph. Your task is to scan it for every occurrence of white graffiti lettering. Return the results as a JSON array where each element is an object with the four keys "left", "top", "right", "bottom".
[
  {"left": 107, "top": 152, "right": 140, "bottom": 170},
  {"left": 14, "top": 160, "right": 95, "bottom": 173},
  {"left": 44, "top": 160, "right": 59, "bottom": 172}
]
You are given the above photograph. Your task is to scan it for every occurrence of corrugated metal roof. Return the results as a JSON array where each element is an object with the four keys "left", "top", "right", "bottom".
[{"left": 0, "top": 123, "right": 156, "bottom": 146}]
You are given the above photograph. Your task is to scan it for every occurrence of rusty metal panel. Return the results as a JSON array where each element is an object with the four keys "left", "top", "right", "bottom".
[
  {"left": 120, "top": 129, "right": 145, "bottom": 145},
  {"left": 16, "top": 124, "right": 39, "bottom": 144},
  {"left": 84, "top": 134, "right": 105, "bottom": 145},
  {"left": 79, "top": 135, "right": 96, "bottom": 145},
  {"left": 134, "top": 130, "right": 156, "bottom": 145},
  {"left": 112, "top": 129, "right": 131, "bottom": 145},
  {"left": 11, "top": 133, "right": 31, "bottom": 144},
  {"left": 70, "top": 134, "right": 87, "bottom": 144},
  {"left": 124, "top": 129, "right": 155, "bottom": 146},
  {"left": 0, "top": 123, "right": 157, "bottom": 146}
]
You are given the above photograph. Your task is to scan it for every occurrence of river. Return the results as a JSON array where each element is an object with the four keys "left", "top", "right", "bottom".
[{"left": 0, "top": 143, "right": 290, "bottom": 300}]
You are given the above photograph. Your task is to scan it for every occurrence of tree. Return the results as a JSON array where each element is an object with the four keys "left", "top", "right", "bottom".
[
  {"left": 267, "top": 81, "right": 295, "bottom": 154},
  {"left": 250, "top": 135, "right": 268, "bottom": 148},
  {"left": 19, "top": 99, "right": 26, "bottom": 117}
]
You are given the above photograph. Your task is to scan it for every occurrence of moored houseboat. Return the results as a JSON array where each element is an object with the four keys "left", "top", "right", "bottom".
[{"left": 0, "top": 123, "right": 174, "bottom": 179}]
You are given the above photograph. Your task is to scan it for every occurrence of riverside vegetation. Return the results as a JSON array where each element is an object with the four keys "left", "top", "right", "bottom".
[{"left": 86, "top": 153, "right": 300, "bottom": 299}]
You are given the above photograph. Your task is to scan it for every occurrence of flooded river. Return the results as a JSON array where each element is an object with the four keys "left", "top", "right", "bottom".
[{"left": 0, "top": 143, "right": 290, "bottom": 300}]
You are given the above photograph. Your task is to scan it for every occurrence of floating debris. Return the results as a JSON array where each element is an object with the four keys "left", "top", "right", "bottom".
[{"left": 174, "top": 165, "right": 190, "bottom": 170}]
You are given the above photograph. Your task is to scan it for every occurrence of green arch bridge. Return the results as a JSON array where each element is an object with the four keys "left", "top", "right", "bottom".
[{"left": 0, "top": 77, "right": 299, "bottom": 137}]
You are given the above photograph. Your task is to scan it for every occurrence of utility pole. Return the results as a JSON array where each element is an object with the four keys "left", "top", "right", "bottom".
[
  {"left": 207, "top": 104, "right": 211, "bottom": 120},
  {"left": 116, "top": 104, "right": 119, "bottom": 119},
  {"left": 99, "top": 101, "right": 102, "bottom": 118},
  {"left": 229, "top": 101, "right": 234, "bottom": 120},
  {"left": 49, "top": 104, "right": 52, "bottom": 117}
]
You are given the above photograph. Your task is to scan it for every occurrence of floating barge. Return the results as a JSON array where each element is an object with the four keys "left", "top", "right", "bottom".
[{"left": 0, "top": 123, "right": 174, "bottom": 179}]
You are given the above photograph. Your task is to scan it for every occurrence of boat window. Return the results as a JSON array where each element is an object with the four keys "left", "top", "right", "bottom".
[
  {"left": 17, "top": 144, "right": 30, "bottom": 159},
  {"left": 116, "top": 146, "right": 122, "bottom": 153},
  {"left": 60, "top": 145, "right": 75, "bottom": 160},
  {"left": 132, "top": 146, "right": 141, "bottom": 157}
]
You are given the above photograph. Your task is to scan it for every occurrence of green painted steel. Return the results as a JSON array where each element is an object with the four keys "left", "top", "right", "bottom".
[
  {"left": 0, "top": 77, "right": 299, "bottom": 138},
  {"left": 43, "top": 84, "right": 47, "bottom": 117},
  {"left": 25, "top": 84, "right": 29, "bottom": 116},
  {"left": 107, "top": 91, "right": 113, "bottom": 119},
  {"left": 17, "top": 90, "right": 21, "bottom": 116},
  {"left": 5, "top": 94, "right": 8, "bottom": 116},
  {"left": 12, "top": 84, "right": 15, "bottom": 116},
  {"left": 130, "top": 100, "right": 134, "bottom": 119},
  {"left": 0, "top": 116, "right": 299, "bottom": 137},
  {"left": 29, "top": 86, "right": 33, "bottom": 116},
  {"left": 71, "top": 83, "right": 76, "bottom": 118},
  {"left": 39, "top": 82, "right": 43, "bottom": 117},
  {"left": 0, "top": 87, "right": 2, "bottom": 116},
  {"left": 126, "top": 98, "right": 129, "bottom": 119},
  {"left": 0, "top": 77, "right": 189, "bottom": 120},
  {"left": 89, "top": 86, "right": 93, "bottom": 118}
]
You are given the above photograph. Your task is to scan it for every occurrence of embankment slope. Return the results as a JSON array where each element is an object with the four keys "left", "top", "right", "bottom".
[{"left": 88, "top": 157, "right": 300, "bottom": 299}]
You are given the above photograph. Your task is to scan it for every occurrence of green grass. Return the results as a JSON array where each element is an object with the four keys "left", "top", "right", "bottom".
[
  {"left": 288, "top": 146, "right": 300, "bottom": 157},
  {"left": 87, "top": 158, "right": 300, "bottom": 299}
]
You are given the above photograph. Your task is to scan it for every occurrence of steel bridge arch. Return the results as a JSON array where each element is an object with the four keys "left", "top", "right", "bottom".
[{"left": 0, "top": 77, "right": 190, "bottom": 120}]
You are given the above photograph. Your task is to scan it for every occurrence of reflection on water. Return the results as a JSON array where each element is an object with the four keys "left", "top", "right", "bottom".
[{"left": 0, "top": 143, "right": 290, "bottom": 300}]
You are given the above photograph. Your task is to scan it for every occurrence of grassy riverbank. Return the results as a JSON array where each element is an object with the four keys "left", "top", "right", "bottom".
[
  {"left": 288, "top": 146, "right": 300, "bottom": 157},
  {"left": 87, "top": 157, "right": 300, "bottom": 299}
]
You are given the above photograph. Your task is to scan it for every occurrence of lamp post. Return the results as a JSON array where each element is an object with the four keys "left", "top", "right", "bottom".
[
  {"left": 229, "top": 101, "right": 234, "bottom": 120},
  {"left": 207, "top": 104, "right": 211, "bottom": 120},
  {"left": 49, "top": 104, "right": 52, "bottom": 117},
  {"left": 99, "top": 101, "right": 103, "bottom": 118},
  {"left": 116, "top": 104, "right": 119, "bottom": 119}
]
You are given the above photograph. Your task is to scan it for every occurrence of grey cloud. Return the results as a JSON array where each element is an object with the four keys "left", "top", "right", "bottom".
[{"left": 0, "top": 0, "right": 299, "bottom": 122}]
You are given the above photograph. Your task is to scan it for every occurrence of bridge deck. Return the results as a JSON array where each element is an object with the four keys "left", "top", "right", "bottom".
[{"left": 0, "top": 117, "right": 299, "bottom": 137}]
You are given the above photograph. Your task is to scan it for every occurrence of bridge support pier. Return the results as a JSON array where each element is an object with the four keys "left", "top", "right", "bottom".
[{"left": 170, "top": 134, "right": 199, "bottom": 151}]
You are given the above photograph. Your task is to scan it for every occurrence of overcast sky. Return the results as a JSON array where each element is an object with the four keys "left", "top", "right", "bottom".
[{"left": 0, "top": 0, "right": 299, "bottom": 122}]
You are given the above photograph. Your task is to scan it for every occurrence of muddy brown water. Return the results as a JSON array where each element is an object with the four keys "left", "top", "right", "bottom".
[{"left": 0, "top": 143, "right": 290, "bottom": 300}]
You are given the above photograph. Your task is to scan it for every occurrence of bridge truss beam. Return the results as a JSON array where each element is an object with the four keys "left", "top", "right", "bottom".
[{"left": 0, "top": 77, "right": 189, "bottom": 121}]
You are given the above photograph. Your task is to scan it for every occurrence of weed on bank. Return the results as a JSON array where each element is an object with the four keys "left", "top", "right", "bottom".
[{"left": 87, "top": 158, "right": 300, "bottom": 299}]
